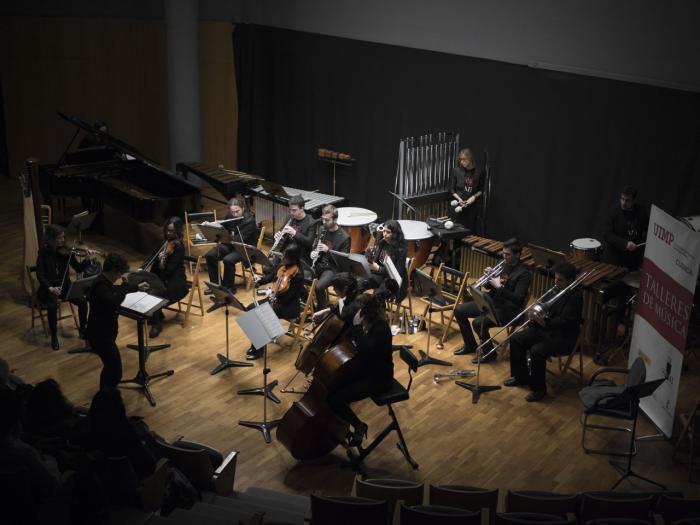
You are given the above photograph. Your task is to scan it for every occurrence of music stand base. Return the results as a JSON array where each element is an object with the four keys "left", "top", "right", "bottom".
[
  {"left": 119, "top": 369, "right": 174, "bottom": 407},
  {"left": 417, "top": 350, "right": 452, "bottom": 368},
  {"left": 609, "top": 460, "right": 666, "bottom": 490},
  {"left": 127, "top": 343, "right": 170, "bottom": 358},
  {"left": 211, "top": 353, "right": 253, "bottom": 375},
  {"left": 455, "top": 380, "right": 501, "bottom": 404},
  {"left": 237, "top": 379, "right": 281, "bottom": 404},
  {"left": 239, "top": 418, "right": 281, "bottom": 444}
]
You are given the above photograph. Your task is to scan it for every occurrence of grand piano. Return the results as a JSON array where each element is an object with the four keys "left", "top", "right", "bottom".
[{"left": 39, "top": 113, "right": 201, "bottom": 226}]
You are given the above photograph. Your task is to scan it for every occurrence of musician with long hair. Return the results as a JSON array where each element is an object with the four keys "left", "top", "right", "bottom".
[
  {"left": 504, "top": 262, "right": 583, "bottom": 402},
  {"left": 328, "top": 294, "right": 394, "bottom": 447},
  {"left": 454, "top": 237, "right": 532, "bottom": 364},
  {"left": 35, "top": 224, "right": 96, "bottom": 350},
  {"left": 448, "top": 148, "right": 484, "bottom": 231},
  {"left": 271, "top": 195, "right": 316, "bottom": 266},
  {"left": 204, "top": 198, "right": 258, "bottom": 293},
  {"left": 311, "top": 205, "right": 351, "bottom": 309},
  {"left": 364, "top": 219, "right": 408, "bottom": 302},
  {"left": 247, "top": 243, "right": 306, "bottom": 360},
  {"left": 141, "top": 217, "right": 188, "bottom": 338}
]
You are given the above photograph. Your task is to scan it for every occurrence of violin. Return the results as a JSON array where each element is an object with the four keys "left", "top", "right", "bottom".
[
  {"left": 56, "top": 245, "right": 102, "bottom": 259},
  {"left": 269, "top": 263, "right": 299, "bottom": 304}
]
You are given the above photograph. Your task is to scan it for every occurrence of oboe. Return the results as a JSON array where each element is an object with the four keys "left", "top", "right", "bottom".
[{"left": 310, "top": 227, "right": 327, "bottom": 272}]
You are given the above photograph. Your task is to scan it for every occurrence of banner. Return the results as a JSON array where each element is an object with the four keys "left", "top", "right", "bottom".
[{"left": 628, "top": 205, "right": 700, "bottom": 437}]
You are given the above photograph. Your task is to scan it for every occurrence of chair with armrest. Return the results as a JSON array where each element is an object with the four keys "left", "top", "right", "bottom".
[
  {"left": 430, "top": 484, "right": 499, "bottom": 525},
  {"left": 400, "top": 503, "right": 481, "bottom": 525},
  {"left": 310, "top": 494, "right": 388, "bottom": 525},
  {"left": 355, "top": 477, "right": 423, "bottom": 524}
]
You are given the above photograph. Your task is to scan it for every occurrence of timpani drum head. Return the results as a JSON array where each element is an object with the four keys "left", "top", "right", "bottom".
[
  {"left": 571, "top": 238, "right": 602, "bottom": 251},
  {"left": 397, "top": 220, "right": 433, "bottom": 240},
  {"left": 337, "top": 207, "right": 377, "bottom": 227}
]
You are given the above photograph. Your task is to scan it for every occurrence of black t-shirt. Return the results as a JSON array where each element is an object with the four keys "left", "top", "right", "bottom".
[
  {"left": 316, "top": 227, "right": 351, "bottom": 271},
  {"left": 603, "top": 203, "right": 648, "bottom": 269},
  {"left": 449, "top": 166, "right": 484, "bottom": 199}
]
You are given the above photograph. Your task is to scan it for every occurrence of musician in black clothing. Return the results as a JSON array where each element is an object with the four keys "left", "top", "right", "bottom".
[
  {"left": 364, "top": 219, "right": 409, "bottom": 302},
  {"left": 271, "top": 194, "right": 316, "bottom": 266},
  {"left": 35, "top": 224, "right": 97, "bottom": 350},
  {"left": 312, "top": 272, "right": 361, "bottom": 326},
  {"left": 328, "top": 294, "right": 394, "bottom": 447},
  {"left": 448, "top": 148, "right": 484, "bottom": 231},
  {"left": 454, "top": 238, "right": 532, "bottom": 364},
  {"left": 603, "top": 186, "right": 648, "bottom": 270},
  {"left": 504, "top": 262, "right": 583, "bottom": 402},
  {"left": 247, "top": 243, "right": 306, "bottom": 360},
  {"left": 141, "top": 217, "right": 189, "bottom": 338},
  {"left": 311, "top": 205, "right": 351, "bottom": 309},
  {"left": 86, "top": 254, "right": 142, "bottom": 389},
  {"left": 204, "top": 198, "right": 258, "bottom": 293}
]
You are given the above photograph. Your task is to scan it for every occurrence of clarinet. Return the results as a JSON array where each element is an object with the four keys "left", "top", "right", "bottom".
[
  {"left": 310, "top": 226, "right": 327, "bottom": 272},
  {"left": 269, "top": 218, "right": 292, "bottom": 258}
]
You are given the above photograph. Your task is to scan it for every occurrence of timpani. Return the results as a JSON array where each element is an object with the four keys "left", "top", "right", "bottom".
[
  {"left": 397, "top": 220, "right": 435, "bottom": 269},
  {"left": 337, "top": 207, "right": 378, "bottom": 253}
]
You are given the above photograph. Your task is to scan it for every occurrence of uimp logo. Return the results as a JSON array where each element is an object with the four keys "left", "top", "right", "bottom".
[{"left": 653, "top": 223, "right": 674, "bottom": 245}]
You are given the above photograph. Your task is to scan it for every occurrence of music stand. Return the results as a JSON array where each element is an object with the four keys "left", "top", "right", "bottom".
[
  {"left": 412, "top": 269, "right": 452, "bottom": 368},
  {"left": 529, "top": 243, "right": 566, "bottom": 274},
  {"left": 236, "top": 302, "right": 286, "bottom": 443},
  {"left": 455, "top": 286, "right": 502, "bottom": 403},
  {"left": 196, "top": 223, "right": 233, "bottom": 245},
  {"left": 232, "top": 242, "right": 271, "bottom": 271},
  {"left": 124, "top": 271, "right": 167, "bottom": 299},
  {"left": 206, "top": 282, "right": 253, "bottom": 374},
  {"left": 65, "top": 275, "right": 98, "bottom": 354},
  {"left": 66, "top": 211, "right": 97, "bottom": 244},
  {"left": 330, "top": 251, "right": 372, "bottom": 280},
  {"left": 610, "top": 378, "right": 666, "bottom": 490}
]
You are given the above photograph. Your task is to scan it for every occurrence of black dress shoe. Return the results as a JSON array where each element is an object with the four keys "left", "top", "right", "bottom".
[
  {"left": 204, "top": 288, "right": 214, "bottom": 295},
  {"left": 149, "top": 323, "right": 162, "bottom": 339},
  {"left": 348, "top": 422, "right": 368, "bottom": 447},
  {"left": 503, "top": 377, "right": 524, "bottom": 387},
  {"left": 51, "top": 337, "right": 60, "bottom": 351},
  {"left": 526, "top": 390, "right": 547, "bottom": 402},
  {"left": 472, "top": 352, "right": 496, "bottom": 364},
  {"left": 246, "top": 348, "right": 262, "bottom": 360},
  {"left": 453, "top": 346, "right": 475, "bottom": 356}
]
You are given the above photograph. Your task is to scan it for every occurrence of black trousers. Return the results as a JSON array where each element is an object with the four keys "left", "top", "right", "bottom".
[
  {"left": 39, "top": 288, "right": 88, "bottom": 337},
  {"left": 509, "top": 328, "right": 576, "bottom": 392},
  {"left": 205, "top": 244, "right": 246, "bottom": 289},
  {"left": 314, "top": 268, "right": 335, "bottom": 309},
  {"left": 454, "top": 300, "right": 504, "bottom": 353},
  {"left": 328, "top": 377, "right": 392, "bottom": 429},
  {"left": 91, "top": 338, "right": 122, "bottom": 390}
]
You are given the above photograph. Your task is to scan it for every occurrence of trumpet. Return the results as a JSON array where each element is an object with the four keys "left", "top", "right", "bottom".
[
  {"left": 471, "top": 259, "right": 506, "bottom": 289},
  {"left": 433, "top": 369, "right": 475, "bottom": 383}
]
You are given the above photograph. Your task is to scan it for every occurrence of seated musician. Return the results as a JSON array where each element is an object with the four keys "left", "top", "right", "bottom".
[
  {"left": 454, "top": 237, "right": 532, "bottom": 364},
  {"left": 448, "top": 148, "right": 484, "bottom": 232},
  {"left": 311, "top": 205, "right": 351, "bottom": 309},
  {"left": 602, "top": 186, "right": 648, "bottom": 271},
  {"left": 204, "top": 198, "right": 258, "bottom": 294},
  {"left": 36, "top": 224, "right": 98, "bottom": 350},
  {"left": 247, "top": 243, "right": 306, "bottom": 360},
  {"left": 328, "top": 294, "right": 394, "bottom": 447},
  {"left": 364, "top": 219, "right": 408, "bottom": 302},
  {"left": 271, "top": 194, "right": 316, "bottom": 267},
  {"left": 504, "top": 262, "right": 583, "bottom": 402},
  {"left": 141, "top": 217, "right": 189, "bottom": 338},
  {"left": 312, "top": 272, "right": 360, "bottom": 326}
]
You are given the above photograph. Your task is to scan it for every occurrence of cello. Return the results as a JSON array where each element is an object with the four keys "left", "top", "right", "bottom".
[{"left": 277, "top": 317, "right": 362, "bottom": 460}]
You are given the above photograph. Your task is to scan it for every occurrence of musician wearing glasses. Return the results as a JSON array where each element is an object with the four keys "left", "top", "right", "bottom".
[
  {"left": 271, "top": 195, "right": 316, "bottom": 266},
  {"left": 454, "top": 238, "right": 531, "bottom": 364},
  {"left": 602, "top": 186, "right": 648, "bottom": 270},
  {"left": 364, "top": 220, "right": 409, "bottom": 302},
  {"left": 311, "top": 205, "right": 351, "bottom": 310},
  {"left": 448, "top": 148, "right": 484, "bottom": 231},
  {"left": 504, "top": 262, "right": 583, "bottom": 402},
  {"left": 204, "top": 198, "right": 258, "bottom": 294}
]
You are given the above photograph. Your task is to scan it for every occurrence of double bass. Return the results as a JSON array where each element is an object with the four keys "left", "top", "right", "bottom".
[{"left": 277, "top": 315, "right": 362, "bottom": 460}]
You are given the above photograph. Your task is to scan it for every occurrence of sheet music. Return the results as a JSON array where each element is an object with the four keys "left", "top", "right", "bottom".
[
  {"left": 236, "top": 302, "right": 285, "bottom": 349},
  {"left": 121, "top": 292, "right": 163, "bottom": 314},
  {"left": 384, "top": 254, "right": 403, "bottom": 289}
]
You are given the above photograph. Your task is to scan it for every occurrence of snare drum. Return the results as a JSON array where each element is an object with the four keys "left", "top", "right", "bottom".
[
  {"left": 337, "top": 207, "right": 378, "bottom": 253},
  {"left": 397, "top": 220, "right": 435, "bottom": 269},
  {"left": 571, "top": 237, "right": 602, "bottom": 261}
]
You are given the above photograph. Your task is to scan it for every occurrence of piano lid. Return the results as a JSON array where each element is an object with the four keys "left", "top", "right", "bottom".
[{"left": 57, "top": 112, "right": 186, "bottom": 183}]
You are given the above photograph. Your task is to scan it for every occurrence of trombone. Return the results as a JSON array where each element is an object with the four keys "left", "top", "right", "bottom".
[
  {"left": 433, "top": 369, "right": 475, "bottom": 383},
  {"left": 471, "top": 259, "right": 506, "bottom": 289},
  {"left": 474, "top": 270, "right": 591, "bottom": 361}
]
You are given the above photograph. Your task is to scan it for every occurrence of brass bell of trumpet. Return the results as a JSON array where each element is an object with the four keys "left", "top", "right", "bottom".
[{"left": 433, "top": 369, "right": 475, "bottom": 383}]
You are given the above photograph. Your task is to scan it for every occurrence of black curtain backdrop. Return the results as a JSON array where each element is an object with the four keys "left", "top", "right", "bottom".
[
  {"left": 0, "top": 76, "right": 8, "bottom": 177},
  {"left": 234, "top": 24, "right": 700, "bottom": 251}
]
